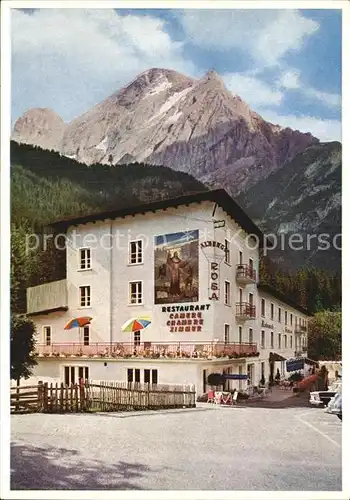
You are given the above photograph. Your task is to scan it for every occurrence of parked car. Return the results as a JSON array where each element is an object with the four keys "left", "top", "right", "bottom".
[
  {"left": 309, "top": 381, "right": 342, "bottom": 407},
  {"left": 325, "top": 388, "right": 342, "bottom": 421}
]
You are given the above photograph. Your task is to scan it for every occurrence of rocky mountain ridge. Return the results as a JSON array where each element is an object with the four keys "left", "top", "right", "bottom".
[{"left": 12, "top": 67, "right": 319, "bottom": 196}]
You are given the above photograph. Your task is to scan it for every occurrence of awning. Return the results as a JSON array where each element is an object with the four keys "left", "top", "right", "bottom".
[
  {"left": 286, "top": 358, "right": 305, "bottom": 372},
  {"left": 304, "top": 357, "right": 319, "bottom": 367},
  {"left": 269, "top": 352, "right": 287, "bottom": 363}
]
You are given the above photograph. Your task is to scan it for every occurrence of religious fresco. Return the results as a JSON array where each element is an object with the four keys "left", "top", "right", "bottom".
[{"left": 154, "top": 230, "right": 199, "bottom": 304}]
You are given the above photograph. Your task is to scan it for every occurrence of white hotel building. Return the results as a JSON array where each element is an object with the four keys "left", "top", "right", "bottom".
[{"left": 26, "top": 189, "right": 310, "bottom": 394}]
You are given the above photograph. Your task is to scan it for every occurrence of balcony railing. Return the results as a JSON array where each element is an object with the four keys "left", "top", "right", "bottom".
[
  {"left": 35, "top": 341, "right": 258, "bottom": 360},
  {"left": 236, "top": 264, "right": 256, "bottom": 283},
  {"left": 236, "top": 302, "right": 256, "bottom": 319},
  {"left": 295, "top": 325, "right": 308, "bottom": 334}
]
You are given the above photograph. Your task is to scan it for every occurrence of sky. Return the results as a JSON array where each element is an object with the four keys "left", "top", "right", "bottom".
[{"left": 11, "top": 8, "right": 342, "bottom": 142}]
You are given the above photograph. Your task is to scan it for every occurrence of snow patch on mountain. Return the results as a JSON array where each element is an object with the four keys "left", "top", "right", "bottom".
[
  {"left": 144, "top": 78, "right": 173, "bottom": 97},
  {"left": 149, "top": 87, "right": 192, "bottom": 123},
  {"left": 95, "top": 136, "right": 109, "bottom": 153}
]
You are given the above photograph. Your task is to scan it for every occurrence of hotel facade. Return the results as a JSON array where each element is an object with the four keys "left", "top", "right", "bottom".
[{"left": 26, "top": 190, "right": 310, "bottom": 394}]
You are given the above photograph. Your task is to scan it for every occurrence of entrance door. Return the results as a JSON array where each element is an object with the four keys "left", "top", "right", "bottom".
[{"left": 203, "top": 369, "right": 207, "bottom": 394}]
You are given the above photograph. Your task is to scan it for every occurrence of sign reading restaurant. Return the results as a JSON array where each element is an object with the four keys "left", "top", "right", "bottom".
[{"left": 200, "top": 240, "right": 226, "bottom": 301}]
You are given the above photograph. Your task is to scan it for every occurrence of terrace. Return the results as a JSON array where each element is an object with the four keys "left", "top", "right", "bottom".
[{"left": 35, "top": 341, "right": 259, "bottom": 360}]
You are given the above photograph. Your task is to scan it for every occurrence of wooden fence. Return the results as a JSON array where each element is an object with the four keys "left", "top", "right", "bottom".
[{"left": 10, "top": 381, "right": 196, "bottom": 414}]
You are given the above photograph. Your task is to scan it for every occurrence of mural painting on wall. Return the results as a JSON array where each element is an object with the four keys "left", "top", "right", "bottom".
[{"left": 154, "top": 230, "right": 199, "bottom": 304}]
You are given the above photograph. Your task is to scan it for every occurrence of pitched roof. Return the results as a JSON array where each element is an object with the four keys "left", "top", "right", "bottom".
[
  {"left": 258, "top": 283, "right": 311, "bottom": 316},
  {"left": 48, "top": 188, "right": 266, "bottom": 245}
]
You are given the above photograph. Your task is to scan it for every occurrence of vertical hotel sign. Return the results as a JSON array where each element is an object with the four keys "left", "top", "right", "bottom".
[{"left": 200, "top": 240, "right": 226, "bottom": 301}]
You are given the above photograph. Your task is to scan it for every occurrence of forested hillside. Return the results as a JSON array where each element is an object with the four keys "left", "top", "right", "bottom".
[{"left": 11, "top": 141, "right": 341, "bottom": 314}]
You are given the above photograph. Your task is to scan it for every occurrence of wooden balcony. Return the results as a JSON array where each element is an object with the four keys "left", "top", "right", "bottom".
[
  {"left": 27, "top": 279, "right": 68, "bottom": 315},
  {"left": 236, "top": 264, "right": 256, "bottom": 284},
  {"left": 35, "top": 341, "right": 258, "bottom": 360},
  {"left": 236, "top": 302, "right": 256, "bottom": 320}
]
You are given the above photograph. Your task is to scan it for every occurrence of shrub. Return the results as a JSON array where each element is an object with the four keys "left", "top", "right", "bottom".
[{"left": 207, "top": 373, "right": 224, "bottom": 387}]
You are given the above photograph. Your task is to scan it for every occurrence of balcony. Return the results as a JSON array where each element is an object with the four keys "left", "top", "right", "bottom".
[
  {"left": 27, "top": 280, "right": 68, "bottom": 315},
  {"left": 295, "top": 325, "right": 308, "bottom": 334},
  {"left": 236, "top": 302, "right": 256, "bottom": 320},
  {"left": 236, "top": 264, "right": 256, "bottom": 284},
  {"left": 35, "top": 341, "right": 259, "bottom": 360},
  {"left": 294, "top": 347, "right": 308, "bottom": 357}
]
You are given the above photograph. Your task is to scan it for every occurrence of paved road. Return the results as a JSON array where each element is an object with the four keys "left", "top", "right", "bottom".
[{"left": 11, "top": 403, "right": 341, "bottom": 491}]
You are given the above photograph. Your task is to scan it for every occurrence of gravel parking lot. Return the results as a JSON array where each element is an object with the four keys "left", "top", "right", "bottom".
[{"left": 11, "top": 404, "right": 341, "bottom": 491}]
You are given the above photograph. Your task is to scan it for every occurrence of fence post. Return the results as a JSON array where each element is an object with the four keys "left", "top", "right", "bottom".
[
  {"left": 43, "top": 383, "right": 48, "bottom": 412},
  {"left": 38, "top": 381, "right": 43, "bottom": 411},
  {"left": 79, "top": 378, "right": 85, "bottom": 411}
]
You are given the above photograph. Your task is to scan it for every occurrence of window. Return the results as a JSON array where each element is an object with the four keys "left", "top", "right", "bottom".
[
  {"left": 238, "top": 326, "right": 242, "bottom": 344},
  {"left": 152, "top": 369, "right": 158, "bottom": 385},
  {"left": 261, "top": 298, "right": 265, "bottom": 317},
  {"left": 284, "top": 335, "right": 287, "bottom": 348},
  {"left": 126, "top": 368, "right": 140, "bottom": 383},
  {"left": 144, "top": 369, "right": 150, "bottom": 384},
  {"left": 129, "top": 240, "right": 143, "bottom": 264},
  {"left": 224, "top": 324, "right": 230, "bottom": 344},
  {"left": 261, "top": 362, "right": 265, "bottom": 378},
  {"left": 129, "top": 281, "right": 143, "bottom": 304},
  {"left": 247, "top": 364, "right": 253, "bottom": 383},
  {"left": 290, "top": 313, "right": 293, "bottom": 326},
  {"left": 224, "top": 239, "right": 230, "bottom": 264},
  {"left": 249, "top": 258, "right": 253, "bottom": 270},
  {"left": 78, "top": 366, "right": 89, "bottom": 382},
  {"left": 64, "top": 366, "right": 89, "bottom": 385},
  {"left": 79, "top": 286, "right": 91, "bottom": 307},
  {"left": 224, "top": 281, "right": 231, "bottom": 305},
  {"left": 278, "top": 308, "right": 281, "bottom": 323},
  {"left": 290, "top": 336, "right": 293, "bottom": 348},
  {"left": 239, "top": 251, "right": 243, "bottom": 265},
  {"left": 270, "top": 331, "right": 274, "bottom": 348},
  {"left": 83, "top": 326, "right": 90, "bottom": 346},
  {"left": 285, "top": 311, "right": 288, "bottom": 325},
  {"left": 79, "top": 248, "right": 91, "bottom": 270},
  {"left": 134, "top": 331, "right": 141, "bottom": 346},
  {"left": 278, "top": 334, "right": 281, "bottom": 349},
  {"left": 43, "top": 326, "right": 51, "bottom": 346},
  {"left": 249, "top": 328, "right": 253, "bottom": 344},
  {"left": 261, "top": 330, "right": 265, "bottom": 348},
  {"left": 270, "top": 303, "right": 274, "bottom": 320}
]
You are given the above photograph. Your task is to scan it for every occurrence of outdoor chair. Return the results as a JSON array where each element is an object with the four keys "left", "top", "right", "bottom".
[
  {"left": 207, "top": 390, "right": 215, "bottom": 403},
  {"left": 221, "top": 392, "right": 233, "bottom": 405},
  {"left": 214, "top": 391, "right": 223, "bottom": 405}
]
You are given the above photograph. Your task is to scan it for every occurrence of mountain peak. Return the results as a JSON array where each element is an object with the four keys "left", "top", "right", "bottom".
[
  {"left": 12, "top": 108, "right": 66, "bottom": 151},
  {"left": 199, "top": 69, "right": 225, "bottom": 86}
]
